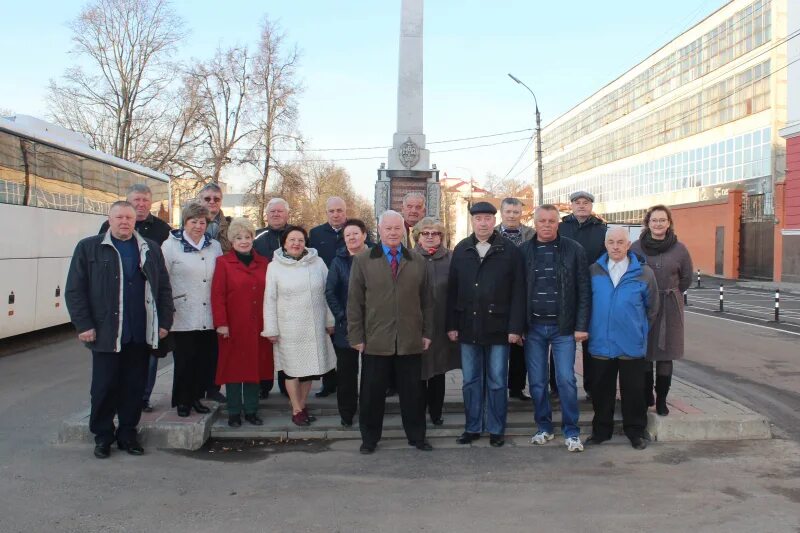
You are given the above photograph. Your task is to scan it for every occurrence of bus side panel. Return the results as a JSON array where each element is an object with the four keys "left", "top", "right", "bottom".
[
  {"left": 0, "top": 259, "right": 38, "bottom": 338},
  {"left": 33, "top": 257, "right": 71, "bottom": 331}
]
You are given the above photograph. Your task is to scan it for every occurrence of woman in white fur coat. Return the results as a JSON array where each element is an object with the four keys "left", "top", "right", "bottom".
[{"left": 263, "top": 226, "right": 336, "bottom": 427}]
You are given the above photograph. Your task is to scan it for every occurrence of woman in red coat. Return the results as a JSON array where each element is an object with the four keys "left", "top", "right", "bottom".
[{"left": 212, "top": 218, "right": 274, "bottom": 427}]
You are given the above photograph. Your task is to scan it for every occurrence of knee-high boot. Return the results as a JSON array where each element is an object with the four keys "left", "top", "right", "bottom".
[
  {"left": 655, "top": 375, "right": 671, "bottom": 416},
  {"left": 645, "top": 369, "right": 655, "bottom": 408}
]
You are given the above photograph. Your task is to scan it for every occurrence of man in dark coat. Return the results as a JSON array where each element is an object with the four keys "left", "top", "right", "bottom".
[
  {"left": 558, "top": 190, "right": 607, "bottom": 400},
  {"left": 98, "top": 184, "right": 171, "bottom": 413},
  {"left": 67, "top": 201, "right": 173, "bottom": 459},
  {"left": 347, "top": 210, "right": 434, "bottom": 454},
  {"left": 522, "top": 204, "right": 591, "bottom": 453},
  {"left": 494, "top": 197, "right": 534, "bottom": 402},
  {"left": 197, "top": 183, "right": 233, "bottom": 253},
  {"left": 446, "top": 202, "right": 525, "bottom": 448},
  {"left": 253, "top": 197, "right": 291, "bottom": 398}
]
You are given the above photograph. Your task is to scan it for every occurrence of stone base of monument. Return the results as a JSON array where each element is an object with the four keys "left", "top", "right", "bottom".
[{"left": 57, "top": 362, "right": 771, "bottom": 450}]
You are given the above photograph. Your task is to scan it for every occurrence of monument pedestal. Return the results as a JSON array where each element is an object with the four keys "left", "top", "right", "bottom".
[{"left": 375, "top": 167, "right": 440, "bottom": 219}]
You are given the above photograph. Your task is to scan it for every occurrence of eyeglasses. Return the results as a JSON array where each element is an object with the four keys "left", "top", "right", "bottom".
[
  {"left": 202, "top": 196, "right": 222, "bottom": 203},
  {"left": 420, "top": 231, "right": 442, "bottom": 237}
]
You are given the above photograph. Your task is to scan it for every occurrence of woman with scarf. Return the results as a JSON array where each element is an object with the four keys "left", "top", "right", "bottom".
[
  {"left": 161, "top": 202, "right": 223, "bottom": 417},
  {"left": 413, "top": 217, "right": 460, "bottom": 426},
  {"left": 263, "top": 226, "right": 336, "bottom": 426},
  {"left": 630, "top": 205, "right": 693, "bottom": 416}
]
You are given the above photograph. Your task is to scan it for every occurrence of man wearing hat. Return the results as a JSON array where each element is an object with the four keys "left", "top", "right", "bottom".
[
  {"left": 559, "top": 190, "right": 607, "bottom": 401},
  {"left": 446, "top": 201, "right": 525, "bottom": 448}
]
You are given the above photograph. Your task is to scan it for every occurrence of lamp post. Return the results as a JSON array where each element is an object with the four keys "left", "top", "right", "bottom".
[{"left": 508, "top": 73, "right": 543, "bottom": 206}]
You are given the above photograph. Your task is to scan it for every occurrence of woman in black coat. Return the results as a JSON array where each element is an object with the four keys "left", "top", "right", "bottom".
[{"left": 325, "top": 219, "right": 370, "bottom": 427}]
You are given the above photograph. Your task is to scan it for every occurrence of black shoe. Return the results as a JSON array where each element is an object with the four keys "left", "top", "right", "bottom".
[
  {"left": 244, "top": 414, "right": 263, "bottom": 426},
  {"left": 509, "top": 389, "right": 531, "bottom": 400},
  {"left": 260, "top": 390, "right": 270, "bottom": 400},
  {"left": 385, "top": 388, "right": 397, "bottom": 397},
  {"left": 414, "top": 441, "right": 433, "bottom": 451},
  {"left": 302, "top": 408, "right": 316, "bottom": 422},
  {"left": 585, "top": 434, "right": 610, "bottom": 446},
  {"left": 177, "top": 405, "right": 191, "bottom": 417},
  {"left": 192, "top": 400, "right": 210, "bottom": 414},
  {"left": 314, "top": 389, "right": 333, "bottom": 398},
  {"left": 359, "top": 443, "right": 376, "bottom": 454},
  {"left": 585, "top": 392, "right": 593, "bottom": 402},
  {"left": 489, "top": 434, "right": 505, "bottom": 447},
  {"left": 456, "top": 432, "right": 481, "bottom": 445},
  {"left": 142, "top": 400, "right": 153, "bottom": 413},
  {"left": 206, "top": 391, "right": 227, "bottom": 403},
  {"left": 656, "top": 398, "right": 670, "bottom": 416},
  {"left": 431, "top": 417, "right": 444, "bottom": 426},
  {"left": 117, "top": 440, "right": 144, "bottom": 455},
  {"left": 228, "top": 414, "right": 242, "bottom": 427},
  {"left": 341, "top": 418, "right": 353, "bottom": 428},
  {"left": 93, "top": 443, "right": 111, "bottom": 459},
  {"left": 630, "top": 436, "right": 648, "bottom": 450}
]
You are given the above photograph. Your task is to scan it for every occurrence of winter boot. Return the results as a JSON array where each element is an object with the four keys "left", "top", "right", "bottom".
[{"left": 655, "top": 375, "right": 671, "bottom": 416}]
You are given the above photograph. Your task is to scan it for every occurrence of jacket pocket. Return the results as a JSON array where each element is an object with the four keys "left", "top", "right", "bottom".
[{"left": 485, "top": 303, "right": 509, "bottom": 333}]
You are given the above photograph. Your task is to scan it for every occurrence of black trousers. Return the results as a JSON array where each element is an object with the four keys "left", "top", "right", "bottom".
[
  {"left": 360, "top": 353, "right": 426, "bottom": 446},
  {"left": 335, "top": 346, "right": 360, "bottom": 422},
  {"left": 590, "top": 357, "right": 647, "bottom": 441},
  {"left": 90, "top": 342, "right": 149, "bottom": 446},
  {"left": 425, "top": 373, "right": 446, "bottom": 421},
  {"left": 172, "top": 330, "right": 217, "bottom": 407},
  {"left": 508, "top": 343, "right": 527, "bottom": 391}
]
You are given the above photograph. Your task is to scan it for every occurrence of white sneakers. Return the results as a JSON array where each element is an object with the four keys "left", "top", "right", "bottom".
[
  {"left": 565, "top": 436, "right": 584, "bottom": 452},
  {"left": 530, "top": 431, "right": 554, "bottom": 445},
  {"left": 530, "top": 431, "right": 584, "bottom": 452}
]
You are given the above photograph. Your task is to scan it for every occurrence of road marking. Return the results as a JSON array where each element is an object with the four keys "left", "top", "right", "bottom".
[{"left": 686, "top": 310, "right": 800, "bottom": 336}]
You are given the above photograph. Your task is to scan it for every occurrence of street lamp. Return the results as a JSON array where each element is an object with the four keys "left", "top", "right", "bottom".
[{"left": 508, "top": 73, "right": 544, "bottom": 206}]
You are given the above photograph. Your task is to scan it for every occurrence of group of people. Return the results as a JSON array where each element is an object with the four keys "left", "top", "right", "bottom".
[{"left": 65, "top": 182, "right": 692, "bottom": 459}]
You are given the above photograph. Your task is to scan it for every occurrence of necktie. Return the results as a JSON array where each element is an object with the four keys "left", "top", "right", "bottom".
[{"left": 389, "top": 247, "right": 399, "bottom": 280}]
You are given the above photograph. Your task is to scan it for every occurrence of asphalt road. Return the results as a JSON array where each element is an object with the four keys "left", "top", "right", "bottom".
[
  {"left": 686, "top": 283, "right": 800, "bottom": 328},
  {"left": 0, "top": 317, "right": 798, "bottom": 531}
]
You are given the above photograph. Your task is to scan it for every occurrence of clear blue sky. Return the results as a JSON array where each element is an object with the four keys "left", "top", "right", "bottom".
[{"left": 0, "top": 0, "right": 727, "bottom": 197}]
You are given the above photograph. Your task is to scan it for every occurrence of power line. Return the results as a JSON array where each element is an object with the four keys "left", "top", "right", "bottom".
[{"left": 499, "top": 134, "right": 535, "bottom": 180}]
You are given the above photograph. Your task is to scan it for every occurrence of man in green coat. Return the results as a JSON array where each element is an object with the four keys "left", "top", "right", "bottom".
[{"left": 347, "top": 210, "right": 434, "bottom": 454}]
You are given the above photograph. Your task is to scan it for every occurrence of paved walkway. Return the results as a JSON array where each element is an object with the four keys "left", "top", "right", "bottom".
[{"left": 59, "top": 353, "right": 771, "bottom": 449}]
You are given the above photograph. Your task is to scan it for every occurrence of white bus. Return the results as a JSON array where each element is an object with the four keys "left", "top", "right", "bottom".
[{"left": 0, "top": 115, "right": 170, "bottom": 339}]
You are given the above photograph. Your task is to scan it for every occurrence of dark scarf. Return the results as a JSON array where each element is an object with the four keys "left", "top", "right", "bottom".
[
  {"left": 640, "top": 229, "right": 678, "bottom": 256},
  {"left": 235, "top": 251, "right": 253, "bottom": 266},
  {"left": 282, "top": 248, "right": 309, "bottom": 261}
]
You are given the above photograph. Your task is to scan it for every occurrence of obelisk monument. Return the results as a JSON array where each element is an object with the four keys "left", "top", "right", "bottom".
[{"left": 375, "top": 0, "right": 439, "bottom": 218}]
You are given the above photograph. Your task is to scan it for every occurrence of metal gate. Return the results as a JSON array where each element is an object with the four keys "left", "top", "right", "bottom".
[{"left": 739, "top": 193, "right": 774, "bottom": 280}]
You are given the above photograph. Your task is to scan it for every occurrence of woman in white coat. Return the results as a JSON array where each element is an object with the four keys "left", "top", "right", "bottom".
[
  {"left": 263, "top": 226, "right": 336, "bottom": 426},
  {"left": 162, "top": 202, "right": 223, "bottom": 417}
]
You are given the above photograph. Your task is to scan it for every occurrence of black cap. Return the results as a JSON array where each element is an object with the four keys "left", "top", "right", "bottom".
[{"left": 469, "top": 201, "right": 497, "bottom": 215}]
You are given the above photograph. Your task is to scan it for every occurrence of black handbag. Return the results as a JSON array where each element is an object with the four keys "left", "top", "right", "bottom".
[{"left": 151, "top": 332, "right": 175, "bottom": 358}]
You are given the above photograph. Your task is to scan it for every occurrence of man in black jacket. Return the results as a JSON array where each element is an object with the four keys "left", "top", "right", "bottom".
[
  {"left": 522, "top": 204, "right": 591, "bottom": 453},
  {"left": 67, "top": 201, "right": 173, "bottom": 459},
  {"left": 446, "top": 202, "right": 525, "bottom": 448},
  {"left": 99, "top": 184, "right": 171, "bottom": 413},
  {"left": 558, "top": 190, "right": 607, "bottom": 400}
]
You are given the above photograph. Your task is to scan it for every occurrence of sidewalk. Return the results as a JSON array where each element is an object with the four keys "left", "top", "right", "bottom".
[{"left": 59, "top": 355, "right": 771, "bottom": 450}]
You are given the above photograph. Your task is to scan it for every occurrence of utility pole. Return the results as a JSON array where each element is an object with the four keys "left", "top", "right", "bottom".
[{"left": 508, "top": 73, "right": 543, "bottom": 205}]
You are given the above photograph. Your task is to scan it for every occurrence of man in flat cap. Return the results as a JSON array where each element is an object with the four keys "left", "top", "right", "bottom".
[
  {"left": 446, "top": 201, "right": 525, "bottom": 447},
  {"left": 559, "top": 190, "right": 607, "bottom": 401}
]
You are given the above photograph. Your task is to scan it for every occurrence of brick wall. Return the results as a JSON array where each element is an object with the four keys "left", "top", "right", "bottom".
[
  {"left": 786, "top": 136, "right": 800, "bottom": 230},
  {"left": 670, "top": 189, "right": 743, "bottom": 279}
]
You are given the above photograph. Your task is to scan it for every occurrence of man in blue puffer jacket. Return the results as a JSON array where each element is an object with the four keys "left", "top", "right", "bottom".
[{"left": 586, "top": 226, "right": 660, "bottom": 450}]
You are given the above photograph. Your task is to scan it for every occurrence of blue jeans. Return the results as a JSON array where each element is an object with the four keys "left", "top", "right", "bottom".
[
  {"left": 142, "top": 355, "right": 158, "bottom": 402},
  {"left": 524, "top": 323, "right": 580, "bottom": 438},
  {"left": 460, "top": 343, "right": 510, "bottom": 435}
]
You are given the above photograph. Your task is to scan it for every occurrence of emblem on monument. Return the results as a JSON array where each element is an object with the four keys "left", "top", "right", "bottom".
[{"left": 399, "top": 137, "right": 420, "bottom": 169}]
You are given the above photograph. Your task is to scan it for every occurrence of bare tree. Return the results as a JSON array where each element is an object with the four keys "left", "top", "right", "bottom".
[
  {"left": 187, "top": 46, "right": 255, "bottom": 182},
  {"left": 245, "top": 17, "right": 302, "bottom": 225},
  {"left": 482, "top": 172, "right": 529, "bottom": 198},
  {"left": 47, "top": 0, "right": 189, "bottom": 169}
]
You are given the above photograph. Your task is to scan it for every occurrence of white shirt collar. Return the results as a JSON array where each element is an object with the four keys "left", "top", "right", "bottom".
[{"left": 183, "top": 230, "right": 205, "bottom": 251}]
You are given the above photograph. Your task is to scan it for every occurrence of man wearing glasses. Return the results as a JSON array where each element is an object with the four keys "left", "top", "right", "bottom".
[{"left": 198, "top": 183, "right": 232, "bottom": 252}]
